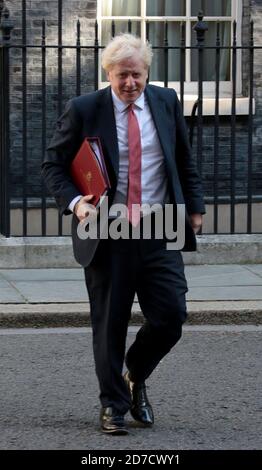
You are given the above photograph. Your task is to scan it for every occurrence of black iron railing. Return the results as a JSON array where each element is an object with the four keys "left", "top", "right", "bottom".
[{"left": 0, "top": 1, "right": 260, "bottom": 237}]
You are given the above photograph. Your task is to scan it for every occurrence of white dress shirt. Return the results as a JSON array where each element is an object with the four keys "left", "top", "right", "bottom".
[
  {"left": 111, "top": 90, "right": 168, "bottom": 208},
  {"left": 69, "top": 89, "right": 168, "bottom": 213}
]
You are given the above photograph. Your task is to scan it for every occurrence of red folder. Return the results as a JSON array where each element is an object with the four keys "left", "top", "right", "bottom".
[{"left": 70, "top": 137, "right": 111, "bottom": 207}]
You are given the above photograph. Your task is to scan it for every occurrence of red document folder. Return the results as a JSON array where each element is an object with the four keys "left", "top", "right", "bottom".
[{"left": 70, "top": 137, "right": 111, "bottom": 207}]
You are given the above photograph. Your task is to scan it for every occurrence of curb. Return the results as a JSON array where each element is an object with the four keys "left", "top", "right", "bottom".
[{"left": 0, "top": 301, "right": 261, "bottom": 328}]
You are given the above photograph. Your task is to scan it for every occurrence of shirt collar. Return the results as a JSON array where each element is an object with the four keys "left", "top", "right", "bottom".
[{"left": 111, "top": 89, "right": 145, "bottom": 112}]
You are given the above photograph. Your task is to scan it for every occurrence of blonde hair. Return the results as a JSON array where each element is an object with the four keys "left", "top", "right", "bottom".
[{"left": 101, "top": 33, "right": 153, "bottom": 71}]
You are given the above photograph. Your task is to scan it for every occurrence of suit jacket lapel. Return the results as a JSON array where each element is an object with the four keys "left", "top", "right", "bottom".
[
  {"left": 96, "top": 86, "right": 119, "bottom": 181},
  {"left": 145, "top": 85, "right": 184, "bottom": 204},
  {"left": 145, "top": 85, "right": 173, "bottom": 164}
]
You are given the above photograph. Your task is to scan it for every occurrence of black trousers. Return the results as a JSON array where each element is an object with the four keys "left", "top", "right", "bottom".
[{"left": 84, "top": 232, "right": 188, "bottom": 414}]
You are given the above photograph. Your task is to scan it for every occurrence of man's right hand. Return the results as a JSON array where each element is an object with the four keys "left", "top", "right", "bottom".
[{"left": 74, "top": 195, "right": 97, "bottom": 222}]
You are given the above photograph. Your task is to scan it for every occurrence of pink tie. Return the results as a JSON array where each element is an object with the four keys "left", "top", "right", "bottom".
[{"left": 127, "top": 104, "right": 142, "bottom": 226}]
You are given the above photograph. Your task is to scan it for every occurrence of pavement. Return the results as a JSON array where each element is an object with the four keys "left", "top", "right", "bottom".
[
  {"left": 0, "top": 264, "right": 262, "bottom": 327},
  {"left": 1, "top": 325, "right": 261, "bottom": 450}
]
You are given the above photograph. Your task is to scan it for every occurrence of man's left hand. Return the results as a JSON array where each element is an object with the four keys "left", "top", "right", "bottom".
[{"left": 189, "top": 213, "right": 203, "bottom": 234}]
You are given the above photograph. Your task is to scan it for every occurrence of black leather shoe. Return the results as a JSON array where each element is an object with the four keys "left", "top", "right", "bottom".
[
  {"left": 100, "top": 407, "right": 128, "bottom": 435},
  {"left": 124, "top": 372, "right": 154, "bottom": 426}
]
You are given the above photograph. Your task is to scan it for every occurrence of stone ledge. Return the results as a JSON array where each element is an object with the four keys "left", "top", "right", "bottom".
[{"left": 0, "top": 234, "right": 262, "bottom": 268}]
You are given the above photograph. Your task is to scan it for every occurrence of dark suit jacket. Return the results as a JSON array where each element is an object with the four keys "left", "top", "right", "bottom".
[{"left": 42, "top": 85, "right": 205, "bottom": 266}]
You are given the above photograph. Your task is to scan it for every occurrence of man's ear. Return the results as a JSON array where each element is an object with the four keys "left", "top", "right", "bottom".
[{"left": 106, "top": 70, "right": 111, "bottom": 82}]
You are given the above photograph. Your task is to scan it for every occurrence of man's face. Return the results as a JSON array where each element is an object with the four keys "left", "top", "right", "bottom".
[{"left": 107, "top": 54, "right": 148, "bottom": 104}]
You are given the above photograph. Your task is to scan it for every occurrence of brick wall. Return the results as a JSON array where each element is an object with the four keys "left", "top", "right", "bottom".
[
  {"left": 4, "top": 0, "right": 97, "bottom": 200},
  {"left": 251, "top": 0, "right": 262, "bottom": 197},
  {"left": 192, "top": 0, "right": 261, "bottom": 201},
  {"left": 190, "top": 0, "right": 262, "bottom": 201}
]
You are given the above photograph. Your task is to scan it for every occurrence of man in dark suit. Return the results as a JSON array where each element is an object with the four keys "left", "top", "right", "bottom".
[{"left": 42, "top": 34, "right": 205, "bottom": 435}]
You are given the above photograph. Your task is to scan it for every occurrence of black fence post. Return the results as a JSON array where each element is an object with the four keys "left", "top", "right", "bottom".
[
  {"left": 41, "top": 19, "right": 47, "bottom": 236},
  {"left": 230, "top": 21, "right": 237, "bottom": 234},
  {"left": 76, "top": 20, "right": 81, "bottom": 96},
  {"left": 94, "top": 20, "right": 99, "bottom": 90},
  {"left": 189, "top": 99, "right": 199, "bottom": 148},
  {"left": 163, "top": 21, "right": 168, "bottom": 87},
  {"left": 0, "top": 6, "right": 13, "bottom": 237},
  {"left": 0, "top": 1, "right": 4, "bottom": 21},
  {"left": 146, "top": 21, "right": 150, "bottom": 84},
  {"left": 213, "top": 22, "right": 221, "bottom": 234},
  {"left": 22, "top": 0, "right": 28, "bottom": 236},
  {"left": 57, "top": 0, "right": 63, "bottom": 235},
  {"left": 247, "top": 20, "right": 254, "bottom": 234},
  {"left": 193, "top": 11, "right": 208, "bottom": 177},
  {"left": 180, "top": 22, "right": 186, "bottom": 112},
  {"left": 111, "top": 20, "right": 115, "bottom": 38}
]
